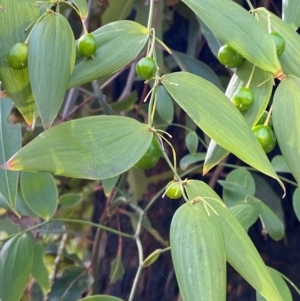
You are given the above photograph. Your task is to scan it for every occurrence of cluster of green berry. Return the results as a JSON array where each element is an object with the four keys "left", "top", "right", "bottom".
[
  {"left": 7, "top": 32, "right": 97, "bottom": 71},
  {"left": 217, "top": 31, "right": 285, "bottom": 154}
]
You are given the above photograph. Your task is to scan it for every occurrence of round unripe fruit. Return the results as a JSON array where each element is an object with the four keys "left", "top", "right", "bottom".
[
  {"left": 136, "top": 57, "right": 157, "bottom": 80},
  {"left": 270, "top": 32, "right": 285, "bottom": 57},
  {"left": 165, "top": 180, "right": 182, "bottom": 199},
  {"left": 252, "top": 125, "right": 276, "bottom": 153},
  {"left": 218, "top": 44, "right": 244, "bottom": 68},
  {"left": 232, "top": 87, "right": 255, "bottom": 111},
  {"left": 7, "top": 43, "right": 28, "bottom": 70},
  {"left": 78, "top": 33, "right": 97, "bottom": 57},
  {"left": 134, "top": 137, "right": 161, "bottom": 170},
  {"left": 256, "top": 111, "right": 273, "bottom": 127}
]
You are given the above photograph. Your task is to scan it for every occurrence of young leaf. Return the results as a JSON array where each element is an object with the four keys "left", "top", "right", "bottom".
[
  {"left": 78, "top": 296, "right": 124, "bottom": 301},
  {"left": 162, "top": 72, "right": 283, "bottom": 189},
  {"left": 282, "top": 0, "right": 300, "bottom": 30},
  {"left": 271, "top": 155, "right": 291, "bottom": 173},
  {"left": 259, "top": 202, "right": 284, "bottom": 241},
  {"left": 273, "top": 76, "right": 300, "bottom": 186},
  {"left": 256, "top": 9, "right": 300, "bottom": 77},
  {"left": 179, "top": 152, "right": 206, "bottom": 170},
  {"left": 0, "top": 99, "right": 21, "bottom": 211},
  {"left": 69, "top": 21, "right": 148, "bottom": 88},
  {"left": 170, "top": 201, "right": 226, "bottom": 301},
  {"left": 185, "top": 180, "right": 283, "bottom": 301},
  {"left": 109, "top": 255, "right": 125, "bottom": 284},
  {"left": 32, "top": 242, "right": 50, "bottom": 291},
  {"left": 0, "top": 233, "right": 34, "bottom": 301},
  {"left": 185, "top": 131, "right": 198, "bottom": 155},
  {"left": 102, "top": 175, "right": 120, "bottom": 197},
  {"left": 28, "top": 12, "right": 76, "bottom": 128},
  {"left": 205, "top": 61, "right": 273, "bottom": 171},
  {"left": 182, "top": 0, "right": 282, "bottom": 76},
  {"left": 59, "top": 193, "right": 83, "bottom": 207},
  {"left": 20, "top": 171, "right": 58, "bottom": 220},
  {"left": 156, "top": 85, "right": 174, "bottom": 124},
  {"left": 0, "top": 0, "right": 39, "bottom": 125},
  {"left": 3, "top": 116, "right": 152, "bottom": 180}
]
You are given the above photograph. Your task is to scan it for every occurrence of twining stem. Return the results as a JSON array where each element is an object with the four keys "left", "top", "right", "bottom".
[
  {"left": 146, "top": 0, "right": 155, "bottom": 32},
  {"left": 245, "top": 0, "right": 255, "bottom": 10}
]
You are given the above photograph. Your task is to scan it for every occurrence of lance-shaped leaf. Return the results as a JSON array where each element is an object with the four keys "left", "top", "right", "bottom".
[
  {"left": 204, "top": 61, "right": 273, "bottom": 171},
  {"left": 0, "top": 233, "right": 34, "bottom": 301},
  {"left": 69, "top": 21, "right": 148, "bottom": 88},
  {"left": 0, "top": 98, "right": 21, "bottom": 211},
  {"left": 0, "top": 0, "right": 39, "bottom": 125},
  {"left": 28, "top": 12, "right": 76, "bottom": 128},
  {"left": 282, "top": 0, "right": 300, "bottom": 30},
  {"left": 273, "top": 76, "right": 300, "bottom": 186},
  {"left": 71, "top": 0, "right": 88, "bottom": 19},
  {"left": 256, "top": 8, "right": 300, "bottom": 77},
  {"left": 20, "top": 171, "right": 58, "bottom": 220},
  {"left": 162, "top": 72, "right": 283, "bottom": 188},
  {"left": 2, "top": 116, "right": 152, "bottom": 179},
  {"left": 170, "top": 201, "right": 226, "bottom": 301},
  {"left": 185, "top": 180, "right": 283, "bottom": 301},
  {"left": 182, "top": 0, "right": 282, "bottom": 76}
]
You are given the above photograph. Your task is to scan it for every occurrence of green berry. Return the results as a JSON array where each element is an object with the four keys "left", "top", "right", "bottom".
[
  {"left": 7, "top": 43, "right": 28, "bottom": 70},
  {"left": 165, "top": 180, "right": 182, "bottom": 199},
  {"left": 78, "top": 33, "right": 97, "bottom": 57},
  {"left": 232, "top": 87, "right": 255, "bottom": 111},
  {"left": 270, "top": 32, "right": 285, "bottom": 57},
  {"left": 136, "top": 57, "right": 157, "bottom": 80},
  {"left": 218, "top": 44, "right": 244, "bottom": 68},
  {"left": 134, "top": 137, "right": 161, "bottom": 170},
  {"left": 256, "top": 111, "right": 273, "bottom": 127},
  {"left": 252, "top": 125, "right": 276, "bottom": 153}
]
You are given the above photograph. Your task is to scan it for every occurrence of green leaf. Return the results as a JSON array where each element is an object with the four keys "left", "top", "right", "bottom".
[
  {"left": 204, "top": 61, "right": 273, "bottom": 170},
  {"left": 162, "top": 72, "right": 283, "bottom": 189},
  {"left": 179, "top": 152, "right": 206, "bottom": 170},
  {"left": 292, "top": 187, "right": 300, "bottom": 222},
  {"left": 78, "top": 296, "right": 124, "bottom": 301},
  {"left": 256, "top": 267, "right": 293, "bottom": 301},
  {"left": 109, "top": 255, "right": 125, "bottom": 284},
  {"left": 182, "top": 0, "right": 282, "bottom": 76},
  {"left": 271, "top": 155, "right": 291, "bottom": 173},
  {"left": 256, "top": 9, "right": 300, "bottom": 77},
  {"left": 273, "top": 76, "right": 300, "bottom": 185},
  {"left": 102, "top": 175, "right": 120, "bottom": 197},
  {"left": 0, "top": 216, "right": 20, "bottom": 237},
  {"left": 0, "top": 0, "right": 39, "bottom": 125},
  {"left": 71, "top": 0, "right": 88, "bottom": 19},
  {"left": 156, "top": 85, "right": 174, "bottom": 124},
  {"left": 102, "top": 0, "right": 135, "bottom": 24},
  {"left": 127, "top": 168, "right": 147, "bottom": 203},
  {"left": 259, "top": 202, "right": 284, "bottom": 241},
  {"left": 20, "top": 171, "right": 58, "bottom": 220},
  {"left": 282, "top": 0, "right": 300, "bottom": 30},
  {"left": 59, "top": 193, "right": 83, "bottom": 207},
  {"left": 28, "top": 12, "right": 76, "bottom": 128},
  {"left": 0, "top": 99, "right": 21, "bottom": 211},
  {"left": 69, "top": 21, "right": 148, "bottom": 88},
  {"left": 219, "top": 167, "right": 255, "bottom": 207},
  {"left": 229, "top": 201, "right": 260, "bottom": 230},
  {"left": 185, "top": 180, "right": 283, "bottom": 301},
  {"left": 185, "top": 131, "right": 198, "bottom": 155},
  {"left": 3, "top": 116, "right": 152, "bottom": 180},
  {"left": 32, "top": 242, "right": 50, "bottom": 291},
  {"left": 0, "top": 233, "right": 34, "bottom": 301},
  {"left": 170, "top": 50, "right": 223, "bottom": 90},
  {"left": 48, "top": 266, "right": 93, "bottom": 301},
  {"left": 170, "top": 202, "right": 226, "bottom": 301}
]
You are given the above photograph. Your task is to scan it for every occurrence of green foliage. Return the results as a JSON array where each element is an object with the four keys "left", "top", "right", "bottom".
[{"left": 0, "top": 0, "right": 299, "bottom": 300}]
